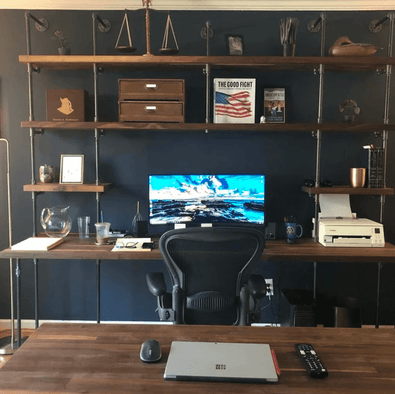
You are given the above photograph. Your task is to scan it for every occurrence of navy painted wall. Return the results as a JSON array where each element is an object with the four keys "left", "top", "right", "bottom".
[{"left": 0, "top": 9, "right": 394, "bottom": 325}]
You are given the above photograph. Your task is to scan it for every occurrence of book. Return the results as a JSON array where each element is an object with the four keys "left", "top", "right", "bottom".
[
  {"left": 11, "top": 237, "right": 64, "bottom": 251},
  {"left": 263, "top": 88, "right": 285, "bottom": 123},
  {"left": 213, "top": 78, "right": 256, "bottom": 123}
]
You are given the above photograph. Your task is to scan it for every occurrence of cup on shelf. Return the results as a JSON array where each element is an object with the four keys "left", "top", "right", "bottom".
[
  {"left": 284, "top": 216, "right": 303, "bottom": 244},
  {"left": 77, "top": 216, "right": 90, "bottom": 239},
  {"left": 94, "top": 222, "right": 111, "bottom": 245},
  {"left": 39, "top": 164, "right": 55, "bottom": 183},
  {"left": 350, "top": 168, "right": 366, "bottom": 188}
]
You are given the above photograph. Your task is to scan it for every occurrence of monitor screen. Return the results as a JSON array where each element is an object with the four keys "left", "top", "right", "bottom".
[{"left": 149, "top": 174, "right": 265, "bottom": 225}]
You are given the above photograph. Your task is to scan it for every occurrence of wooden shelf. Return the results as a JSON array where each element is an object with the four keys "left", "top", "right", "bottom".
[
  {"left": 20, "top": 121, "right": 395, "bottom": 132},
  {"left": 23, "top": 182, "right": 111, "bottom": 193},
  {"left": 302, "top": 185, "right": 394, "bottom": 195},
  {"left": 18, "top": 55, "right": 395, "bottom": 72}
]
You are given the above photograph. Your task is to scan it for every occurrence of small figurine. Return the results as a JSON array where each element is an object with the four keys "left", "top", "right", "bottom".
[
  {"left": 339, "top": 99, "right": 360, "bottom": 123},
  {"left": 329, "top": 36, "right": 377, "bottom": 57}
]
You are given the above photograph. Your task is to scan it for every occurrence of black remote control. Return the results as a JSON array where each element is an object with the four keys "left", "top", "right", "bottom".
[{"left": 295, "top": 343, "right": 328, "bottom": 379}]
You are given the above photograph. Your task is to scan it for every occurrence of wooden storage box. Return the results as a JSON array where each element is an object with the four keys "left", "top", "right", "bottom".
[
  {"left": 119, "top": 101, "right": 184, "bottom": 123},
  {"left": 118, "top": 79, "right": 185, "bottom": 123},
  {"left": 46, "top": 89, "right": 86, "bottom": 121}
]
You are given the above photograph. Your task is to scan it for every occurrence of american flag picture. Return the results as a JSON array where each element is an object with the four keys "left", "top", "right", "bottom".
[
  {"left": 215, "top": 91, "right": 252, "bottom": 118},
  {"left": 213, "top": 78, "right": 255, "bottom": 123}
]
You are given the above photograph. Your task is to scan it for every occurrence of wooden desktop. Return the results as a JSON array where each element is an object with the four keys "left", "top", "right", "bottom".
[
  {"left": 2, "top": 235, "right": 395, "bottom": 262},
  {"left": 0, "top": 322, "right": 394, "bottom": 393}
]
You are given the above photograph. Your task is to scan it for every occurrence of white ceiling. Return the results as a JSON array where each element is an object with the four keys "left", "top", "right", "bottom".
[{"left": 1, "top": 1, "right": 394, "bottom": 11}]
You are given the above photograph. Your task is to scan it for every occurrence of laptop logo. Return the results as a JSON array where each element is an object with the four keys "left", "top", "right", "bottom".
[{"left": 216, "top": 364, "right": 226, "bottom": 370}]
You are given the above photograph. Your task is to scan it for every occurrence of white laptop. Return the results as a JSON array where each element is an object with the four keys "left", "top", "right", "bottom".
[{"left": 164, "top": 341, "right": 279, "bottom": 383}]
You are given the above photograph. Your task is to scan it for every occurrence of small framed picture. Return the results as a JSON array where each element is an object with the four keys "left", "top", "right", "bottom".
[
  {"left": 60, "top": 154, "right": 84, "bottom": 184},
  {"left": 226, "top": 35, "right": 244, "bottom": 56}
]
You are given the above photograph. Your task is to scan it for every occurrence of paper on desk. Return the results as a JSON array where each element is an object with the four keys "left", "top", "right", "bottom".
[
  {"left": 11, "top": 237, "right": 64, "bottom": 251},
  {"left": 111, "top": 237, "right": 152, "bottom": 252},
  {"left": 319, "top": 194, "right": 353, "bottom": 218}
]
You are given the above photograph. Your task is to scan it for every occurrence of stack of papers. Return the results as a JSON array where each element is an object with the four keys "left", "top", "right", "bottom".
[
  {"left": 11, "top": 237, "right": 64, "bottom": 251},
  {"left": 111, "top": 238, "right": 152, "bottom": 252}
]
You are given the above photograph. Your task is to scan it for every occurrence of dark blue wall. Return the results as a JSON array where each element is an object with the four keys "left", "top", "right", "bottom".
[{"left": 0, "top": 9, "right": 394, "bottom": 325}]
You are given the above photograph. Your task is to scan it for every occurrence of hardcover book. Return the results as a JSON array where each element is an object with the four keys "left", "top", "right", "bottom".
[
  {"left": 263, "top": 88, "right": 285, "bottom": 123},
  {"left": 213, "top": 78, "right": 256, "bottom": 123}
]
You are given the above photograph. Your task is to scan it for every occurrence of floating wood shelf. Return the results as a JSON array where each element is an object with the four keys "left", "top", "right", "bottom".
[
  {"left": 302, "top": 185, "right": 394, "bottom": 195},
  {"left": 18, "top": 55, "right": 395, "bottom": 72},
  {"left": 23, "top": 182, "right": 111, "bottom": 193},
  {"left": 20, "top": 121, "right": 395, "bottom": 132}
]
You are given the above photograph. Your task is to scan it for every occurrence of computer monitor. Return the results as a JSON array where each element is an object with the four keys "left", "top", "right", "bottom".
[{"left": 149, "top": 174, "right": 265, "bottom": 226}]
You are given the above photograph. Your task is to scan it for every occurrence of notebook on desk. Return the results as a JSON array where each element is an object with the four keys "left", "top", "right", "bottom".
[{"left": 164, "top": 341, "right": 279, "bottom": 383}]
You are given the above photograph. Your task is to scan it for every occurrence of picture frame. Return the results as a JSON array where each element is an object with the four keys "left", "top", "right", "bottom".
[
  {"left": 60, "top": 154, "right": 84, "bottom": 184},
  {"left": 226, "top": 34, "right": 244, "bottom": 56}
]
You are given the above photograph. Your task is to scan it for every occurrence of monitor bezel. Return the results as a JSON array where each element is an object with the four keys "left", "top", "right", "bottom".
[{"left": 148, "top": 173, "right": 266, "bottom": 227}]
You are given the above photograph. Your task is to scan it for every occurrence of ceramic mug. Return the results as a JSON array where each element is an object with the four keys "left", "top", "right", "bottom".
[{"left": 285, "top": 221, "right": 303, "bottom": 244}]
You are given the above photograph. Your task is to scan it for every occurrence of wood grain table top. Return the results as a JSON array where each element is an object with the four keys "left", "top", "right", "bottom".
[
  {"left": 2, "top": 236, "right": 395, "bottom": 263},
  {"left": 0, "top": 323, "right": 394, "bottom": 393}
]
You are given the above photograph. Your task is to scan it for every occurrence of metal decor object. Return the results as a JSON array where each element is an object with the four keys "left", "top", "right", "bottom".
[
  {"left": 115, "top": 10, "right": 136, "bottom": 53},
  {"left": 159, "top": 12, "right": 179, "bottom": 55}
]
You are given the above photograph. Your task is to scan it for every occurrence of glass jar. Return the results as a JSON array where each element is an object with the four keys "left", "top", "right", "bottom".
[{"left": 40, "top": 205, "right": 72, "bottom": 238}]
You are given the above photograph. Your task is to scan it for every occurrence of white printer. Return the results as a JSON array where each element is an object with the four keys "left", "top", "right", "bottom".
[
  {"left": 316, "top": 194, "right": 385, "bottom": 247},
  {"left": 318, "top": 218, "right": 385, "bottom": 247}
]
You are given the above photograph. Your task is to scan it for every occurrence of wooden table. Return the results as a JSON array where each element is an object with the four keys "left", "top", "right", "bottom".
[{"left": 0, "top": 323, "right": 394, "bottom": 394}]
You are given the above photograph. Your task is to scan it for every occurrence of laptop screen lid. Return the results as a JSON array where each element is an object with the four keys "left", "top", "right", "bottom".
[{"left": 164, "top": 341, "right": 278, "bottom": 383}]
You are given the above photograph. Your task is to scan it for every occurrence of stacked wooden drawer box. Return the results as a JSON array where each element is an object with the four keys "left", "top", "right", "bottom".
[{"left": 118, "top": 79, "right": 185, "bottom": 123}]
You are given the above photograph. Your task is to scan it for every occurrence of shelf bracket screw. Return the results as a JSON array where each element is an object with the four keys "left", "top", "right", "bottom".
[
  {"left": 369, "top": 15, "right": 390, "bottom": 34},
  {"left": 308, "top": 16, "right": 322, "bottom": 33}
]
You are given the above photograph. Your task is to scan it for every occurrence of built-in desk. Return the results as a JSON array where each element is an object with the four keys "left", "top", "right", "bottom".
[
  {"left": 0, "top": 322, "right": 394, "bottom": 394},
  {"left": 2, "top": 235, "right": 395, "bottom": 262},
  {"left": 1, "top": 236, "right": 395, "bottom": 339}
]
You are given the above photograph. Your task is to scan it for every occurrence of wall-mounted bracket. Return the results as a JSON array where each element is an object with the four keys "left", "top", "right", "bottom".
[
  {"left": 311, "top": 130, "right": 317, "bottom": 137},
  {"left": 376, "top": 68, "right": 386, "bottom": 75},
  {"left": 369, "top": 15, "right": 389, "bottom": 34},
  {"left": 374, "top": 131, "right": 383, "bottom": 138},
  {"left": 26, "top": 13, "right": 49, "bottom": 32},
  {"left": 201, "top": 23, "right": 214, "bottom": 40},
  {"left": 97, "top": 67, "right": 105, "bottom": 74},
  {"left": 308, "top": 15, "right": 322, "bottom": 33},
  {"left": 33, "top": 128, "right": 44, "bottom": 136},
  {"left": 96, "top": 14, "right": 111, "bottom": 33}
]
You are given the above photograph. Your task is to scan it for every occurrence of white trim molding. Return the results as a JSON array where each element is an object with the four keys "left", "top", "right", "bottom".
[{"left": 1, "top": 1, "right": 395, "bottom": 11}]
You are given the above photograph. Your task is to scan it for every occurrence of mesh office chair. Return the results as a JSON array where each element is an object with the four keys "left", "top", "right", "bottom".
[{"left": 146, "top": 227, "right": 267, "bottom": 325}]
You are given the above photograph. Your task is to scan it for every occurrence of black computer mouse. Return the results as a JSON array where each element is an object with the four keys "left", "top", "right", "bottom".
[{"left": 140, "top": 339, "right": 162, "bottom": 363}]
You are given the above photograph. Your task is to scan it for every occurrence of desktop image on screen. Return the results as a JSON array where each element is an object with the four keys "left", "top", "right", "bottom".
[{"left": 149, "top": 174, "right": 265, "bottom": 226}]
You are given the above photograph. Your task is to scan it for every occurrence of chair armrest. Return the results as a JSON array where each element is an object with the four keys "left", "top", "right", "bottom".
[
  {"left": 146, "top": 272, "right": 167, "bottom": 297},
  {"left": 248, "top": 274, "right": 267, "bottom": 299}
]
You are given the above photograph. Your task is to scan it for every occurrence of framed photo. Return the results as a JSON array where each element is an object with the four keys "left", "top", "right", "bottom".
[
  {"left": 60, "top": 154, "right": 84, "bottom": 184},
  {"left": 226, "top": 35, "right": 244, "bottom": 56}
]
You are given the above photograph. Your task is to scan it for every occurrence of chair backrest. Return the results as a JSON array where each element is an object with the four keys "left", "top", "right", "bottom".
[{"left": 159, "top": 226, "right": 265, "bottom": 325}]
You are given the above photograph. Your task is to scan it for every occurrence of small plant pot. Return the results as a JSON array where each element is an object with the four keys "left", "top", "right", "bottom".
[{"left": 58, "top": 47, "right": 71, "bottom": 55}]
